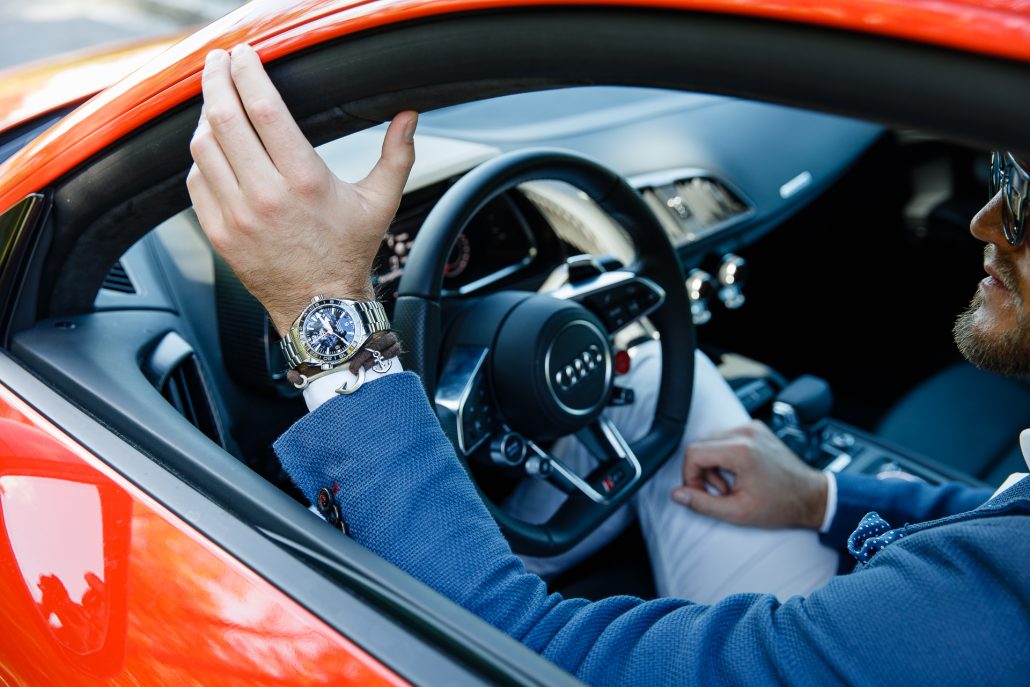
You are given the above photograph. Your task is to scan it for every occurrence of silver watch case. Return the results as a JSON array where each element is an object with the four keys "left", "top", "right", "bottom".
[{"left": 281, "top": 296, "right": 387, "bottom": 371}]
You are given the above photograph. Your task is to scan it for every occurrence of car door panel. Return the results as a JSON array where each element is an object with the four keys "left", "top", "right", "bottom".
[{"left": 0, "top": 382, "right": 408, "bottom": 685}]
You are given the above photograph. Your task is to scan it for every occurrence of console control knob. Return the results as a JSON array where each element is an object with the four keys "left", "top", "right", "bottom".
[
  {"left": 525, "top": 454, "right": 552, "bottom": 479},
  {"left": 685, "top": 269, "right": 714, "bottom": 325},
  {"left": 827, "top": 430, "right": 856, "bottom": 451},
  {"left": 491, "top": 431, "right": 528, "bottom": 467},
  {"left": 717, "top": 254, "right": 748, "bottom": 309},
  {"left": 876, "top": 462, "right": 924, "bottom": 483}
]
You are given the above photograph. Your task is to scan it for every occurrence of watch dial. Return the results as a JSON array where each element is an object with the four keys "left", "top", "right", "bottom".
[{"left": 302, "top": 304, "right": 356, "bottom": 358}]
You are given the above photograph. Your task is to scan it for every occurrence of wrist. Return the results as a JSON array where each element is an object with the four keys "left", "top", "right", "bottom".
[
  {"left": 271, "top": 281, "right": 376, "bottom": 336},
  {"left": 801, "top": 470, "right": 829, "bottom": 530}
]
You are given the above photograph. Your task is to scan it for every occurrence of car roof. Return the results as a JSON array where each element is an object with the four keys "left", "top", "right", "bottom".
[{"left": 1, "top": 0, "right": 1028, "bottom": 215}]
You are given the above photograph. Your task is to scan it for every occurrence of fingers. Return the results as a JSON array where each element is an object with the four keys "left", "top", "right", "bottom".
[
  {"left": 227, "top": 43, "right": 324, "bottom": 178},
  {"left": 186, "top": 165, "right": 226, "bottom": 246},
  {"left": 201, "top": 49, "right": 278, "bottom": 190},
  {"left": 189, "top": 110, "right": 239, "bottom": 204},
  {"left": 682, "top": 420, "right": 767, "bottom": 478},
  {"left": 671, "top": 487, "right": 742, "bottom": 522},
  {"left": 682, "top": 453, "right": 709, "bottom": 488},
  {"left": 682, "top": 437, "right": 745, "bottom": 482},
  {"left": 359, "top": 111, "right": 418, "bottom": 201},
  {"left": 704, "top": 467, "right": 732, "bottom": 496}
]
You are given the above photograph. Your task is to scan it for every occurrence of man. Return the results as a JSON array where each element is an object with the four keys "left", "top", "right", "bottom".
[{"left": 188, "top": 45, "right": 1029, "bottom": 684}]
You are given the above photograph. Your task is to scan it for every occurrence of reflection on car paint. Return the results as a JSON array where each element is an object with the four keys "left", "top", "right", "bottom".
[
  {"left": 2, "top": 473, "right": 118, "bottom": 658},
  {"left": 0, "top": 385, "right": 406, "bottom": 686}
]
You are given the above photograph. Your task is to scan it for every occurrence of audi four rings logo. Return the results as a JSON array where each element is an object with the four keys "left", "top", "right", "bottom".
[{"left": 554, "top": 344, "right": 605, "bottom": 391}]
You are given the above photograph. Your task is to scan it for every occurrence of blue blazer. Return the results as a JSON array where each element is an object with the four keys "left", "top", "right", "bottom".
[{"left": 275, "top": 373, "right": 1030, "bottom": 686}]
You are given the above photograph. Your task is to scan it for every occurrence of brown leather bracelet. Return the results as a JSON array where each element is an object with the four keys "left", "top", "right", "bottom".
[{"left": 347, "top": 331, "right": 403, "bottom": 374}]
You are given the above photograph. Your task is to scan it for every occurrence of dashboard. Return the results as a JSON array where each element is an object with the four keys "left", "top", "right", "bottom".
[{"left": 316, "top": 87, "right": 881, "bottom": 316}]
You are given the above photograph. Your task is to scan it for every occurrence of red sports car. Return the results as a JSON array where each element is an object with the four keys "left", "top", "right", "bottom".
[{"left": 0, "top": 0, "right": 1027, "bottom": 683}]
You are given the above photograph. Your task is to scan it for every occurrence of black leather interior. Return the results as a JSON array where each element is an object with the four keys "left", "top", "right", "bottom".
[{"left": 878, "top": 363, "right": 1030, "bottom": 486}]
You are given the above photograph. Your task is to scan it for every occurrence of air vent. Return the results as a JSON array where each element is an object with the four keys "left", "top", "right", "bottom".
[
  {"left": 101, "top": 261, "right": 136, "bottom": 294},
  {"left": 633, "top": 171, "right": 752, "bottom": 245},
  {"left": 160, "top": 354, "right": 224, "bottom": 446}
]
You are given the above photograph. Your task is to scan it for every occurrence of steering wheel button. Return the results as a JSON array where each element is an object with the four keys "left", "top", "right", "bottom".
[{"left": 614, "top": 350, "right": 631, "bottom": 375}]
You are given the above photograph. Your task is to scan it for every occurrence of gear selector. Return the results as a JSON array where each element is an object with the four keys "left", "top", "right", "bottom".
[{"left": 771, "top": 375, "right": 833, "bottom": 463}]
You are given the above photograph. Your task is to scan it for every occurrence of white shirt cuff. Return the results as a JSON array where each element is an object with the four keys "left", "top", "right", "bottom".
[
  {"left": 302, "top": 358, "right": 404, "bottom": 412},
  {"left": 818, "top": 470, "right": 838, "bottom": 534}
]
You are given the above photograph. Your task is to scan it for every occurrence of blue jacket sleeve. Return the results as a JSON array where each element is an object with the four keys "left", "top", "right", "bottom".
[
  {"left": 821, "top": 472, "right": 995, "bottom": 551},
  {"left": 274, "top": 373, "right": 1025, "bottom": 686}
]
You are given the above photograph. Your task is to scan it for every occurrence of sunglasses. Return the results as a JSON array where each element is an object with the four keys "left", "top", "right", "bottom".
[{"left": 989, "top": 151, "right": 1029, "bottom": 246}]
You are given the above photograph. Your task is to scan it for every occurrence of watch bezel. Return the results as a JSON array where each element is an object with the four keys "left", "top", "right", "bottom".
[{"left": 291, "top": 297, "right": 370, "bottom": 366}]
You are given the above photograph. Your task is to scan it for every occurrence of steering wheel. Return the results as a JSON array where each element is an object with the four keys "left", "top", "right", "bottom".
[{"left": 394, "top": 149, "right": 694, "bottom": 556}]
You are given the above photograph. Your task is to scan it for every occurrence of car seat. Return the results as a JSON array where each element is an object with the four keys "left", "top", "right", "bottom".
[{"left": 877, "top": 363, "right": 1030, "bottom": 486}]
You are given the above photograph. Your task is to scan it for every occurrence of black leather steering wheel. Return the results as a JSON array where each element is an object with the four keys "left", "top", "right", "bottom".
[{"left": 394, "top": 149, "right": 694, "bottom": 556}]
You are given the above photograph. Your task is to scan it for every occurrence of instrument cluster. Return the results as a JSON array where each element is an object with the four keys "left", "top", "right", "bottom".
[{"left": 372, "top": 193, "right": 538, "bottom": 307}]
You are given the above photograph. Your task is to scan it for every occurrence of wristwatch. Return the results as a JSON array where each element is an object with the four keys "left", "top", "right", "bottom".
[{"left": 280, "top": 296, "right": 390, "bottom": 383}]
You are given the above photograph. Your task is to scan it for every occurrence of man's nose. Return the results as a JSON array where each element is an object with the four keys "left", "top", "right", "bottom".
[{"left": 970, "top": 192, "right": 1009, "bottom": 247}]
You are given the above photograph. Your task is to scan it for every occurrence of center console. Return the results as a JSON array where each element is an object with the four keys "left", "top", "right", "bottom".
[
  {"left": 732, "top": 370, "right": 987, "bottom": 489},
  {"left": 813, "top": 420, "right": 985, "bottom": 487}
]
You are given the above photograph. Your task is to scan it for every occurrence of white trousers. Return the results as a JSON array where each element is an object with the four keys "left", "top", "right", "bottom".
[{"left": 504, "top": 341, "right": 838, "bottom": 603}]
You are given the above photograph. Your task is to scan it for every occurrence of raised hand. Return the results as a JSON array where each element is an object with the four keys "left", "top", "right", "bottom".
[
  {"left": 673, "top": 420, "right": 829, "bottom": 530},
  {"left": 186, "top": 43, "right": 417, "bottom": 334}
]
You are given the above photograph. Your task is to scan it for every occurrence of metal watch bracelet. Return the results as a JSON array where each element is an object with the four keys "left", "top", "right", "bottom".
[{"left": 280, "top": 299, "right": 390, "bottom": 371}]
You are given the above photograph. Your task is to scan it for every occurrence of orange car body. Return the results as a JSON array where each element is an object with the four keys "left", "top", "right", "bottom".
[
  {"left": 0, "top": 36, "right": 180, "bottom": 136},
  {"left": 0, "top": 0, "right": 1028, "bottom": 683}
]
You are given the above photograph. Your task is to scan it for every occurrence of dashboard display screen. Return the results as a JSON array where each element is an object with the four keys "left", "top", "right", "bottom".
[{"left": 372, "top": 194, "right": 536, "bottom": 305}]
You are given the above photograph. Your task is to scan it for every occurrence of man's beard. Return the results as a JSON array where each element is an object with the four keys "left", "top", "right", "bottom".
[{"left": 953, "top": 254, "right": 1030, "bottom": 377}]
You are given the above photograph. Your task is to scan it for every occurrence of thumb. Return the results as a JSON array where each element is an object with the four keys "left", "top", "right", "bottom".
[
  {"left": 360, "top": 111, "right": 418, "bottom": 199},
  {"left": 671, "top": 487, "right": 741, "bottom": 522}
]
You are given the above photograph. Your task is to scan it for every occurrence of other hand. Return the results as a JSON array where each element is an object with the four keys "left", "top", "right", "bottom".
[
  {"left": 672, "top": 420, "right": 828, "bottom": 530},
  {"left": 186, "top": 44, "right": 418, "bottom": 334}
]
